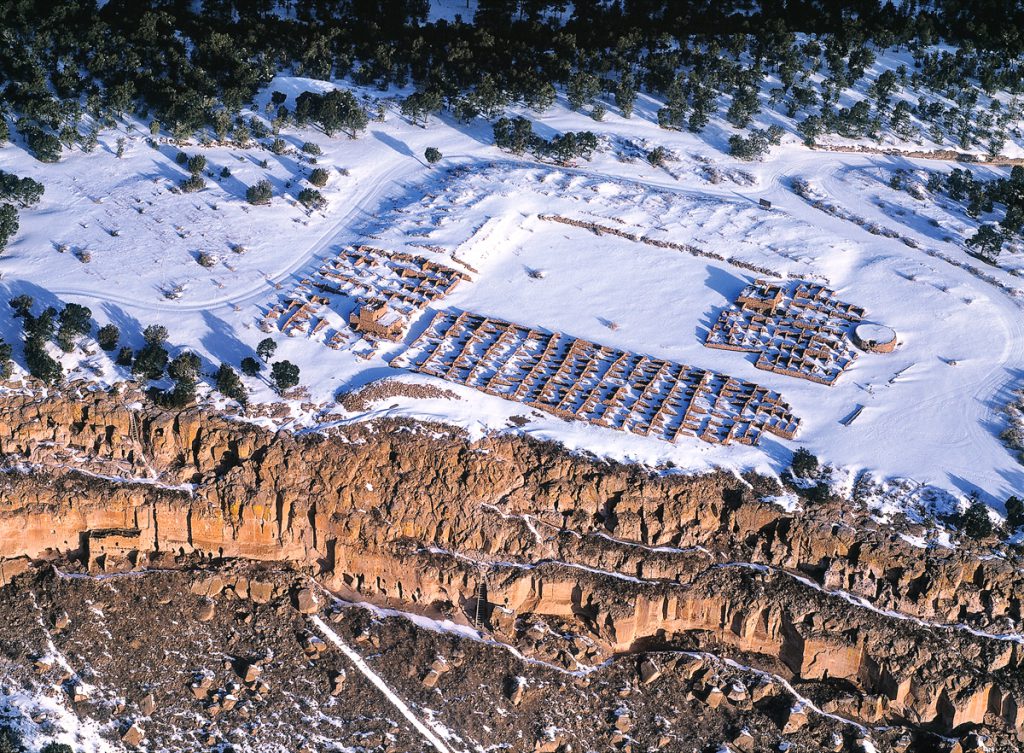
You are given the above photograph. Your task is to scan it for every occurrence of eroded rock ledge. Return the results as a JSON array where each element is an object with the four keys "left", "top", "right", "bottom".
[{"left": 1, "top": 389, "right": 1022, "bottom": 747}]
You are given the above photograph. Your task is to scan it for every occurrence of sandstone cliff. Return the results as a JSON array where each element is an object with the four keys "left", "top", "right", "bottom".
[{"left": 0, "top": 390, "right": 1021, "bottom": 747}]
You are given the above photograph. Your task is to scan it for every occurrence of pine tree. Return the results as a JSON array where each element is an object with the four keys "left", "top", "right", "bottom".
[
  {"left": 256, "top": 337, "right": 277, "bottom": 362},
  {"left": 271, "top": 360, "right": 300, "bottom": 393}
]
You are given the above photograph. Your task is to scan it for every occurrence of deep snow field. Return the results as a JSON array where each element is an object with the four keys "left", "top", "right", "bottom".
[{"left": 1, "top": 74, "right": 1023, "bottom": 519}]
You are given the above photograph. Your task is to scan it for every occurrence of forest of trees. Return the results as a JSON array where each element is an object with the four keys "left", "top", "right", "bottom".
[{"left": 0, "top": 0, "right": 1023, "bottom": 166}]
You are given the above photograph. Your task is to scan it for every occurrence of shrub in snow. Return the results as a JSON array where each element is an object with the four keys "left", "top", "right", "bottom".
[
  {"left": 246, "top": 179, "right": 273, "bottom": 205},
  {"left": 197, "top": 251, "right": 216, "bottom": 267},
  {"left": 180, "top": 174, "right": 206, "bottom": 193},
  {"left": 301, "top": 141, "right": 322, "bottom": 155},
  {"left": 187, "top": 154, "right": 206, "bottom": 174},
  {"left": 646, "top": 146, "right": 670, "bottom": 167},
  {"left": 958, "top": 494, "right": 995, "bottom": 539},
  {"left": 789, "top": 448, "right": 819, "bottom": 479},
  {"left": 424, "top": 147, "right": 442, "bottom": 165},
  {"left": 309, "top": 168, "right": 329, "bottom": 187},
  {"left": 298, "top": 188, "right": 326, "bottom": 210}
]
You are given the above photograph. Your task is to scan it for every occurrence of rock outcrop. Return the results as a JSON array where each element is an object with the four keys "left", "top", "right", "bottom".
[{"left": 1, "top": 390, "right": 1022, "bottom": 745}]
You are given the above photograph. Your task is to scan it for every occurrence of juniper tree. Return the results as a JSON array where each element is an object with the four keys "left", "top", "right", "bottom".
[
  {"left": 246, "top": 179, "right": 273, "bottom": 205},
  {"left": 0, "top": 204, "right": 18, "bottom": 251},
  {"left": 97, "top": 324, "right": 120, "bottom": 351},
  {"left": 55, "top": 303, "right": 92, "bottom": 352},
  {"left": 240, "top": 356, "right": 260, "bottom": 376},
  {"left": 216, "top": 363, "right": 247, "bottom": 404}
]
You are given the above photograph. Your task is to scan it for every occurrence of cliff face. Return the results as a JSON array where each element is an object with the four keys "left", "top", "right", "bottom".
[{"left": 1, "top": 390, "right": 1022, "bottom": 745}]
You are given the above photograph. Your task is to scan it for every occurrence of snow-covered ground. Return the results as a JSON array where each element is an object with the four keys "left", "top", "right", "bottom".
[{"left": 1, "top": 73, "right": 1022, "bottom": 513}]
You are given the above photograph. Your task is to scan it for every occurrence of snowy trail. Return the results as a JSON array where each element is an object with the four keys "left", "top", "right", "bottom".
[{"left": 309, "top": 615, "right": 465, "bottom": 753}]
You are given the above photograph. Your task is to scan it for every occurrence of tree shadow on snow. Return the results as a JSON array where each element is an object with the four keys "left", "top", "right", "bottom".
[
  {"left": 371, "top": 130, "right": 423, "bottom": 165},
  {"left": 200, "top": 310, "right": 257, "bottom": 373}
]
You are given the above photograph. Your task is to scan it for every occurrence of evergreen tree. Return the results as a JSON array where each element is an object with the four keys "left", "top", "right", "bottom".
[
  {"left": 256, "top": 337, "right": 277, "bottom": 362},
  {"left": 0, "top": 338, "right": 12, "bottom": 379},
  {"left": 0, "top": 171, "right": 45, "bottom": 207},
  {"left": 168, "top": 351, "right": 201, "bottom": 382},
  {"left": 97, "top": 324, "right": 120, "bottom": 351},
  {"left": 424, "top": 147, "right": 442, "bottom": 165},
  {"left": 615, "top": 72, "right": 636, "bottom": 119},
  {"left": 317, "top": 89, "right": 369, "bottom": 137},
  {"left": 187, "top": 154, "right": 206, "bottom": 175},
  {"left": 133, "top": 325, "right": 170, "bottom": 380},
  {"left": 400, "top": 90, "right": 442, "bottom": 127},
  {"left": 566, "top": 71, "right": 600, "bottom": 111},
  {"left": 24, "top": 340, "right": 61, "bottom": 385},
  {"left": 1006, "top": 496, "right": 1024, "bottom": 529},
  {"left": 55, "top": 303, "right": 92, "bottom": 352},
  {"left": 9, "top": 294, "right": 33, "bottom": 318},
  {"left": 966, "top": 224, "right": 1004, "bottom": 261},
  {"left": 790, "top": 448, "right": 819, "bottom": 479},
  {"left": 240, "top": 356, "right": 261, "bottom": 376},
  {"left": 493, "top": 117, "right": 535, "bottom": 155},
  {"left": 271, "top": 360, "right": 300, "bottom": 393},
  {"left": 0, "top": 204, "right": 18, "bottom": 251},
  {"left": 216, "top": 363, "right": 247, "bottom": 404}
]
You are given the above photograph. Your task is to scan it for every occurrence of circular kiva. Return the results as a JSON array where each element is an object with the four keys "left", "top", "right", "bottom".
[{"left": 853, "top": 323, "right": 897, "bottom": 353}]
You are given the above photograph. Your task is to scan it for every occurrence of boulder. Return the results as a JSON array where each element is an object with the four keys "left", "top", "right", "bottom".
[
  {"left": 781, "top": 703, "right": 809, "bottom": 734},
  {"left": 293, "top": 588, "right": 319, "bottom": 614},
  {"left": 249, "top": 580, "right": 274, "bottom": 604},
  {"left": 505, "top": 676, "right": 527, "bottom": 706},
  {"left": 330, "top": 670, "right": 346, "bottom": 696},
  {"left": 638, "top": 658, "right": 661, "bottom": 685},
  {"left": 197, "top": 599, "right": 215, "bottom": 622},
  {"left": 120, "top": 723, "right": 144, "bottom": 747}
]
